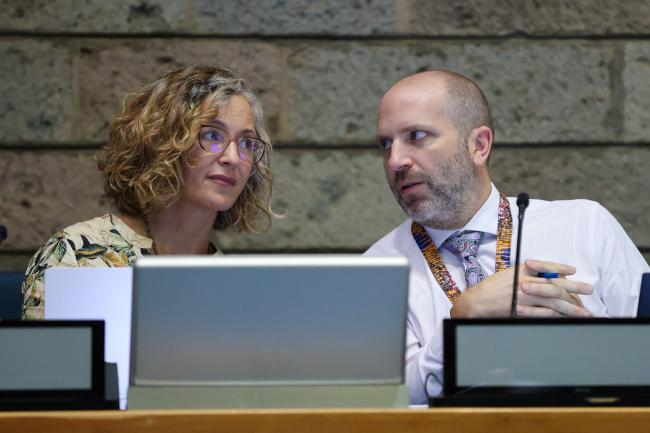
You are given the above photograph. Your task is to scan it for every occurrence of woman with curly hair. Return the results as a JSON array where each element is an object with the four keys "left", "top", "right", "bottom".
[{"left": 21, "top": 65, "right": 275, "bottom": 320}]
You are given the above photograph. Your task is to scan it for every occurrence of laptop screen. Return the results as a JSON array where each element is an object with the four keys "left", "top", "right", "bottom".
[
  {"left": 444, "top": 318, "right": 650, "bottom": 395},
  {"left": 130, "top": 255, "right": 409, "bottom": 387}
]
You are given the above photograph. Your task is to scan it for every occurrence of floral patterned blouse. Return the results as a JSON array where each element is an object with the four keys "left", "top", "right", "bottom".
[{"left": 21, "top": 213, "right": 217, "bottom": 320}]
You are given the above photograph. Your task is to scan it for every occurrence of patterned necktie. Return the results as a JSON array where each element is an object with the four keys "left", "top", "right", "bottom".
[{"left": 443, "top": 230, "right": 487, "bottom": 287}]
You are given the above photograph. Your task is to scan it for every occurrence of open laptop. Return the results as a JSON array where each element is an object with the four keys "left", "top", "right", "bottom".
[
  {"left": 45, "top": 267, "right": 132, "bottom": 409},
  {"left": 128, "top": 255, "right": 410, "bottom": 409},
  {"left": 430, "top": 318, "right": 650, "bottom": 407}
]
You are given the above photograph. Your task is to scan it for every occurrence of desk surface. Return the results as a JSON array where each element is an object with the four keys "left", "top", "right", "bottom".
[{"left": 1, "top": 407, "right": 650, "bottom": 433}]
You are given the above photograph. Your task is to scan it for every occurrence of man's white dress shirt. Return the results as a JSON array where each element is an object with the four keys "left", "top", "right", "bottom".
[{"left": 365, "top": 184, "right": 650, "bottom": 404}]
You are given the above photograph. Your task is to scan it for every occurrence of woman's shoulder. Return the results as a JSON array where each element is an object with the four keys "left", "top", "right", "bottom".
[
  {"left": 21, "top": 214, "right": 150, "bottom": 320},
  {"left": 59, "top": 213, "right": 151, "bottom": 267},
  {"left": 62, "top": 213, "right": 127, "bottom": 242}
]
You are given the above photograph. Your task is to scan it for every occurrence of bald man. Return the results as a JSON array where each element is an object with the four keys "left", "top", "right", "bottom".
[{"left": 365, "top": 70, "right": 649, "bottom": 403}]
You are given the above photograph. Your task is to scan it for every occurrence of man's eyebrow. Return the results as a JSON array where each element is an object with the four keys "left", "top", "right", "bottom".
[{"left": 398, "top": 124, "right": 433, "bottom": 133}]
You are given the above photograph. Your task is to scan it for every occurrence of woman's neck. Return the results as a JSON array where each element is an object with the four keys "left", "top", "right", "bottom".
[
  {"left": 120, "top": 204, "right": 216, "bottom": 255},
  {"left": 150, "top": 203, "right": 215, "bottom": 255}
]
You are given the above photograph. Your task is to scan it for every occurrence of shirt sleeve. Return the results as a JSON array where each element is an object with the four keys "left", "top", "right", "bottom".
[
  {"left": 591, "top": 203, "right": 650, "bottom": 317},
  {"left": 398, "top": 251, "right": 453, "bottom": 405},
  {"left": 405, "top": 315, "right": 445, "bottom": 404},
  {"left": 364, "top": 226, "right": 448, "bottom": 404},
  {"left": 21, "top": 232, "right": 79, "bottom": 320}
]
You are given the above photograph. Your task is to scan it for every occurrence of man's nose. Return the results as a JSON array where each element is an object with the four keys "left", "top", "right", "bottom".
[{"left": 386, "top": 140, "right": 412, "bottom": 173}]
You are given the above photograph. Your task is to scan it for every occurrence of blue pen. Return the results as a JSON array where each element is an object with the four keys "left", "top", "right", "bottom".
[{"left": 537, "top": 272, "right": 560, "bottom": 278}]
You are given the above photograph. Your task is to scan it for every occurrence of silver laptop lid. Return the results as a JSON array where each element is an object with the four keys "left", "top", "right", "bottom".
[{"left": 130, "top": 255, "right": 409, "bottom": 387}]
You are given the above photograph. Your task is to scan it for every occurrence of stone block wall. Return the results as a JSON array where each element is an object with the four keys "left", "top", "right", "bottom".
[{"left": 1, "top": 0, "right": 649, "bottom": 270}]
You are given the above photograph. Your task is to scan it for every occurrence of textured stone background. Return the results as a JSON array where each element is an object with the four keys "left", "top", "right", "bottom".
[{"left": 1, "top": 0, "right": 649, "bottom": 270}]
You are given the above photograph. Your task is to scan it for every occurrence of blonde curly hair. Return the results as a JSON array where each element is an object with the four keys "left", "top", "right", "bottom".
[{"left": 96, "top": 65, "right": 275, "bottom": 232}]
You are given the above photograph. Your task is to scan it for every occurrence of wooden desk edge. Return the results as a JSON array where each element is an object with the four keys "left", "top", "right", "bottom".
[{"left": 2, "top": 407, "right": 650, "bottom": 433}]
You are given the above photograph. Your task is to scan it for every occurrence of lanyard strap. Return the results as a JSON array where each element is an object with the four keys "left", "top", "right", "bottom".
[{"left": 411, "top": 194, "right": 513, "bottom": 303}]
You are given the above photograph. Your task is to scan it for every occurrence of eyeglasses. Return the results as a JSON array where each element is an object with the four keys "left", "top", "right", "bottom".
[{"left": 198, "top": 125, "right": 266, "bottom": 164}]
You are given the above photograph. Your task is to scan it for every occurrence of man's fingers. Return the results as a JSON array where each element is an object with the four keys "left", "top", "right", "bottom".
[
  {"left": 516, "top": 304, "right": 563, "bottom": 317},
  {"left": 522, "top": 280, "right": 593, "bottom": 297},
  {"left": 524, "top": 259, "right": 576, "bottom": 276},
  {"left": 553, "top": 279, "right": 593, "bottom": 295},
  {"left": 518, "top": 292, "right": 592, "bottom": 317}
]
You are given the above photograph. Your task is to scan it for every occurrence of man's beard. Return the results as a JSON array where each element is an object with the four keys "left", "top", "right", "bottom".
[{"left": 390, "top": 145, "right": 480, "bottom": 230}]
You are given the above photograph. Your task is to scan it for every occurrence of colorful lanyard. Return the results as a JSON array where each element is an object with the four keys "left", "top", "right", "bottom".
[{"left": 410, "top": 194, "right": 513, "bottom": 303}]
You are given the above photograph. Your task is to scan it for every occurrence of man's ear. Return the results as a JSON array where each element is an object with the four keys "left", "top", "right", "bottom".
[{"left": 468, "top": 126, "right": 492, "bottom": 166}]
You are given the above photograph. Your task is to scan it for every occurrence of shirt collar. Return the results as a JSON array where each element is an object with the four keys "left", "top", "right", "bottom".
[{"left": 424, "top": 183, "right": 500, "bottom": 247}]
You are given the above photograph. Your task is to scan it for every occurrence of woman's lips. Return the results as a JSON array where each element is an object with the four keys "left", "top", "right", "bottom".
[{"left": 208, "top": 174, "right": 236, "bottom": 186}]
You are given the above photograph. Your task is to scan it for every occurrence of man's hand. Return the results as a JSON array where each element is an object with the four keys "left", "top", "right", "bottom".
[{"left": 450, "top": 259, "right": 593, "bottom": 318}]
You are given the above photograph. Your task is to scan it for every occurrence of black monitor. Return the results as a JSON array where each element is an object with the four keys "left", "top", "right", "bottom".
[
  {"left": 637, "top": 273, "right": 650, "bottom": 318},
  {"left": 432, "top": 318, "right": 650, "bottom": 407},
  {"left": 0, "top": 272, "right": 24, "bottom": 320},
  {"left": 0, "top": 320, "right": 116, "bottom": 410}
]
